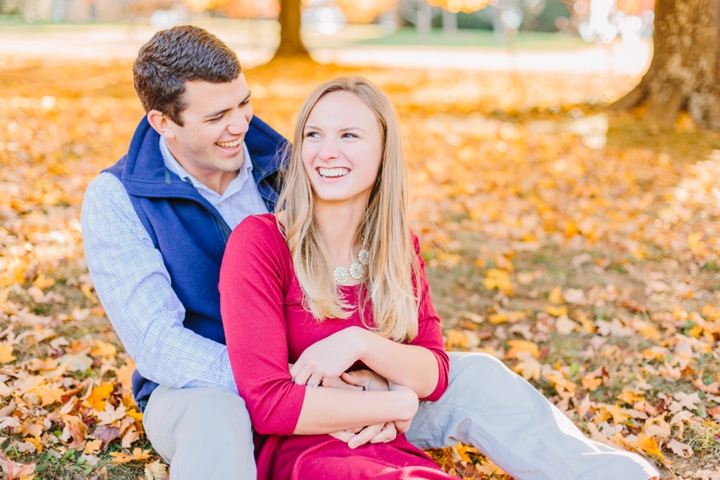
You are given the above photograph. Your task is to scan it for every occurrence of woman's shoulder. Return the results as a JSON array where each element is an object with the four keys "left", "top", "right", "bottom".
[{"left": 229, "top": 213, "right": 286, "bottom": 251}]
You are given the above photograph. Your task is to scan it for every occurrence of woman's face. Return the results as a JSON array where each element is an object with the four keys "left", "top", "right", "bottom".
[{"left": 301, "top": 91, "right": 383, "bottom": 207}]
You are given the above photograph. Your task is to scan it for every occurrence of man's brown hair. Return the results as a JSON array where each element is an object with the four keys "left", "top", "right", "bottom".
[{"left": 133, "top": 25, "right": 241, "bottom": 126}]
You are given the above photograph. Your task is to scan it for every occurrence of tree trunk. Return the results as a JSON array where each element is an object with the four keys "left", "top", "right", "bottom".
[
  {"left": 273, "top": 0, "right": 310, "bottom": 59},
  {"left": 611, "top": 0, "right": 720, "bottom": 130}
]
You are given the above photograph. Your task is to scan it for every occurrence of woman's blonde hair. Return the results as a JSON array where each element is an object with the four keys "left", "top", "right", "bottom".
[{"left": 276, "top": 77, "right": 420, "bottom": 342}]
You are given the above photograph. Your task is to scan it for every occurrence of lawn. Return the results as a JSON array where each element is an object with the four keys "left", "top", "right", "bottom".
[{"left": 0, "top": 54, "right": 719, "bottom": 479}]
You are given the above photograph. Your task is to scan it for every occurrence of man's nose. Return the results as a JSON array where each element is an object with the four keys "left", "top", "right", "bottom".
[{"left": 227, "top": 110, "right": 250, "bottom": 136}]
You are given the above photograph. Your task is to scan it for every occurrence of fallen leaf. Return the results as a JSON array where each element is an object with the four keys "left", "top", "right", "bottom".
[
  {"left": 84, "top": 382, "right": 115, "bottom": 411},
  {"left": 505, "top": 340, "right": 540, "bottom": 359},
  {"left": 0, "top": 344, "right": 14, "bottom": 365},
  {"left": 109, "top": 447, "right": 152, "bottom": 464},
  {"left": 145, "top": 460, "right": 169, "bottom": 480},
  {"left": 84, "top": 438, "right": 102, "bottom": 455},
  {"left": 555, "top": 315, "right": 578, "bottom": 335},
  {"left": 121, "top": 426, "right": 140, "bottom": 449},
  {"left": 96, "top": 402, "right": 126, "bottom": 425},
  {"left": 635, "top": 434, "right": 665, "bottom": 460},
  {"left": 666, "top": 438, "right": 693, "bottom": 458},
  {"left": 93, "top": 425, "right": 121, "bottom": 450}
]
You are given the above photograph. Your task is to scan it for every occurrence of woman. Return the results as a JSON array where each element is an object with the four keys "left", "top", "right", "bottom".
[{"left": 219, "top": 77, "right": 454, "bottom": 479}]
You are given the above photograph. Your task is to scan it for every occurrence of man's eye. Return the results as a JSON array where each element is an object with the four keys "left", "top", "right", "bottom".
[{"left": 209, "top": 114, "right": 224, "bottom": 123}]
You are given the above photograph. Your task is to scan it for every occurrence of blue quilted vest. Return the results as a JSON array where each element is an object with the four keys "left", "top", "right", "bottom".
[{"left": 104, "top": 116, "right": 288, "bottom": 406}]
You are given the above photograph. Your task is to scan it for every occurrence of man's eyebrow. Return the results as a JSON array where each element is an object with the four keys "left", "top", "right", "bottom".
[
  {"left": 203, "top": 92, "right": 252, "bottom": 119},
  {"left": 204, "top": 108, "right": 230, "bottom": 119}
]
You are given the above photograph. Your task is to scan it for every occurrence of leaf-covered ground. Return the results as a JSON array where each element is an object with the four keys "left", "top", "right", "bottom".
[{"left": 0, "top": 54, "right": 719, "bottom": 479}]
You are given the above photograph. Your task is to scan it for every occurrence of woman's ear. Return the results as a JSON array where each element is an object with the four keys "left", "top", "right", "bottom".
[{"left": 146, "top": 110, "right": 177, "bottom": 140}]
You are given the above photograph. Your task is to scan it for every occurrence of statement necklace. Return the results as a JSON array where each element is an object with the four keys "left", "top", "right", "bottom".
[{"left": 334, "top": 247, "right": 370, "bottom": 284}]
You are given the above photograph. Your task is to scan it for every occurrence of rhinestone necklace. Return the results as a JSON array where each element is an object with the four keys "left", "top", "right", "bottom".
[{"left": 333, "top": 247, "right": 370, "bottom": 284}]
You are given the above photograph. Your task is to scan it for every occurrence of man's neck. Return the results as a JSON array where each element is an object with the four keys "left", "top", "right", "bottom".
[{"left": 162, "top": 138, "right": 240, "bottom": 195}]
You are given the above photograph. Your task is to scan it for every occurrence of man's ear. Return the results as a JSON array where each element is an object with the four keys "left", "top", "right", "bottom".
[{"left": 146, "top": 110, "right": 177, "bottom": 140}]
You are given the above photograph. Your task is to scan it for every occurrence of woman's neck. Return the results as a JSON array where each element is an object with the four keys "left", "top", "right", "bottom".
[{"left": 314, "top": 201, "right": 365, "bottom": 267}]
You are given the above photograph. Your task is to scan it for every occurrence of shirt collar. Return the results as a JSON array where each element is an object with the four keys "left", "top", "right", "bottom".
[{"left": 158, "top": 136, "right": 254, "bottom": 200}]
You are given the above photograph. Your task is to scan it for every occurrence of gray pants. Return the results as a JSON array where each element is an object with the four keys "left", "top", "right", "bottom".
[{"left": 143, "top": 352, "right": 659, "bottom": 480}]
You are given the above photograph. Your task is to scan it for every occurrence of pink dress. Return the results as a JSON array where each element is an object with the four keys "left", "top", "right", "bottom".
[{"left": 219, "top": 214, "right": 453, "bottom": 480}]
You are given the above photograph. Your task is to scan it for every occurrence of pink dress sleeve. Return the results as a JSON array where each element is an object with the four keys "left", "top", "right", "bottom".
[
  {"left": 409, "top": 233, "right": 449, "bottom": 402},
  {"left": 219, "top": 214, "right": 305, "bottom": 436}
]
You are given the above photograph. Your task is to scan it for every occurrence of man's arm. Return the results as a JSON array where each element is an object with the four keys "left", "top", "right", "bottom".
[{"left": 81, "top": 173, "right": 237, "bottom": 392}]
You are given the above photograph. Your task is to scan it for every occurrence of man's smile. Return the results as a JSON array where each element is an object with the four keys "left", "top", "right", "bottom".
[{"left": 216, "top": 138, "right": 243, "bottom": 150}]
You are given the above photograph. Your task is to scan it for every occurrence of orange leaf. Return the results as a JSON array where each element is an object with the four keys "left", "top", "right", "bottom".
[{"left": 110, "top": 447, "right": 152, "bottom": 464}]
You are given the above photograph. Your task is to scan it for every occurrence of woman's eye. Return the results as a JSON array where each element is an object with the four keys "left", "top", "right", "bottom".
[{"left": 304, "top": 131, "right": 319, "bottom": 138}]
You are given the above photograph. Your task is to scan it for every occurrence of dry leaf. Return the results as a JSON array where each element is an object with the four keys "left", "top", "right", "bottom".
[
  {"left": 109, "top": 447, "right": 152, "bottom": 464},
  {"left": 555, "top": 315, "right": 578, "bottom": 335},
  {"left": 666, "top": 439, "right": 693, "bottom": 458}
]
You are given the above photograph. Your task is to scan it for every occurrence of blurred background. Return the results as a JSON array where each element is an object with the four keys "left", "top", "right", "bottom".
[{"left": 0, "top": 0, "right": 655, "bottom": 71}]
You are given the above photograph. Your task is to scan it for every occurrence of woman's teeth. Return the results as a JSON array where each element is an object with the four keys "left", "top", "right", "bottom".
[
  {"left": 318, "top": 167, "right": 349, "bottom": 178},
  {"left": 216, "top": 138, "right": 242, "bottom": 149}
]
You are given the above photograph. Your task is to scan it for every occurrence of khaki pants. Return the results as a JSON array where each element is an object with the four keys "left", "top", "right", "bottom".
[
  {"left": 143, "top": 353, "right": 658, "bottom": 480},
  {"left": 143, "top": 385, "right": 256, "bottom": 480}
]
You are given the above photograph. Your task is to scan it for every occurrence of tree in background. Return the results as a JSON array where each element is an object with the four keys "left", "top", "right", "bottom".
[
  {"left": 611, "top": 0, "right": 720, "bottom": 129},
  {"left": 273, "top": 0, "right": 309, "bottom": 58}
]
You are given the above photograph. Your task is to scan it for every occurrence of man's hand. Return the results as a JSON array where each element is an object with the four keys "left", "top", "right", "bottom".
[
  {"left": 340, "top": 369, "right": 389, "bottom": 392},
  {"left": 330, "top": 422, "right": 398, "bottom": 448},
  {"left": 290, "top": 327, "right": 368, "bottom": 387}
]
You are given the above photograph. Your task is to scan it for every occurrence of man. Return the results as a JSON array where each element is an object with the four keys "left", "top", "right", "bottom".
[{"left": 81, "top": 26, "right": 658, "bottom": 480}]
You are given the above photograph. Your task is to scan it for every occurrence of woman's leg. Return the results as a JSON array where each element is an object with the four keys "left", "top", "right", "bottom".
[{"left": 405, "top": 352, "right": 659, "bottom": 480}]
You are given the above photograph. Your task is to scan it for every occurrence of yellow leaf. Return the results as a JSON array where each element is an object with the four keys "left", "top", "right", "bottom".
[
  {"left": 0, "top": 343, "right": 15, "bottom": 364},
  {"left": 506, "top": 340, "right": 539, "bottom": 359},
  {"left": 544, "top": 373, "right": 577, "bottom": 394},
  {"left": 635, "top": 434, "right": 666, "bottom": 460},
  {"left": 33, "top": 273, "right": 55, "bottom": 290},
  {"left": 26, "top": 436, "right": 43, "bottom": 453},
  {"left": 444, "top": 329, "right": 467, "bottom": 349},
  {"left": 85, "top": 382, "right": 115, "bottom": 412},
  {"left": 482, "top": 269, "right": 514, "bottom": 296},
  {"left": 84, "top": 439, "right": 102, "bottom": 455},
  {"left": 126, "top": 408, "right": 143, "bottom": 422},
  {"left": 109, "top": 447, "right": 152, "bottom": 464},
  {"left": 617, "top": 388, "right": 644, "bottom": 405},
  {"left": 581, "top": 374, "right": 602, "bottom": 392},
  {"left": 548, "top": 286, "right": 563, "bottom": 304},
  {"left": 488, "top": 313, "right": 508, "bottom": 324},
  {"left": 90, "top": 341, "right": 116, "bottom": 358},
  {"left": 608, "top": 404, "right": 631, "bottom": 424},
  {"left": 545, "top": 305, "right": 568, "bottom": 317},
  {"left": 34, "top": 386, "right": 65, "bottom": 407},
  {"left": 81, "top": 285, "right": 98, "bottom": 303},
  {"left": 513, "top": 352, "right": 542, "bottom": 381}
]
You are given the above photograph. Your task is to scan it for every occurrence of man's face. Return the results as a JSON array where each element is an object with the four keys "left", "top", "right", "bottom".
[{"left": 164, "top": 74, "right": 253, "bottom": 178}]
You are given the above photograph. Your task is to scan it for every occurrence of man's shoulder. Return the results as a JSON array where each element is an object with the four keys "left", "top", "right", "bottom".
[{"left": 85, "top": 171, "right": 129, "bottom": 201}]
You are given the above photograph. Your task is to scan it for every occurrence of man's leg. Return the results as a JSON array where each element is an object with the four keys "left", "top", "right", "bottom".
[
  {"left": 405, "top": 352, "right": 659, "bottom": 480},
  {"left": 142, "top": 385, "right": 256, "bottom": 480}
]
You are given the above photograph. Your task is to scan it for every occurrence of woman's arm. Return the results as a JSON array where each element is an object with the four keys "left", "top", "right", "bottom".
[
  {"left": 291, "top": 235, "right": 450, "bottom": 401},
  {"left": 220, "top": 216, "right": 419, "bottom": 436}
]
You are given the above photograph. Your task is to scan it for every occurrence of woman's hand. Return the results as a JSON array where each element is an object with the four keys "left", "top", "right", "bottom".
[
  {"left": 330, "top": 422, "right": 398, "bottom": 448},
  {"left": 387, "top": 382, "right": 419, "bottom": 434},
  {"left": 290, "top": 327, "right": 369, "bottom": 387}
]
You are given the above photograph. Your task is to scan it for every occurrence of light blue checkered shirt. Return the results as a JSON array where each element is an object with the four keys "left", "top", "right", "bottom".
[{"left": 81, "top": 137, "right": 268, "bottom": 393}]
